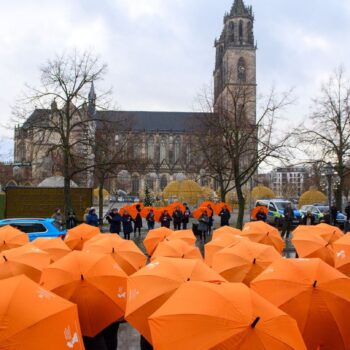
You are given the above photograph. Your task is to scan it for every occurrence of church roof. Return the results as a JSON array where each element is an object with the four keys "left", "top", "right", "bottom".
[
  {"left": 22, "top": 109, "right": 209, "bottom": 133},
  {"left": 230, "top": 0, "right": 253, "bottom": 18}
]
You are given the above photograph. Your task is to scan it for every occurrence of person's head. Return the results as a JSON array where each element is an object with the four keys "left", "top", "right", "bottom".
[
  {"left": 164, "top": 210, "right": 168, "bottom": 215},
  {"left": 307, "top": 210, "right": 312, "bottom": 216},
  {"left": 207, "top": 204, "right": 212, "bottom": 209},
  {"left": 124, "top": 210, "right": 129, "bottom": 215},
  {"left": 259, "top": 207, "right": 264, "bottom": 213},
  {"left": 150, "top": 209, "right": 154, "bottom": 213},
  {"left": 203, "top": 210, "right": 208, "bottom": 215},
  {"left": 112, "top": 208, "right": 118, "bottom": 214},
  {"left": 55, "top": 208, "right": 61, "bottom": 214},
  {"left": 89, "top": 208, "right": 95, "bottom": 215}
]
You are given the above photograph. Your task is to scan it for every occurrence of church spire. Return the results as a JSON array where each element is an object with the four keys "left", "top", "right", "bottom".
[
  {"left": 230, "top": 0, "right": 253, "bottom": 18},
  {"left": 88, "top": 81, "right": 96, "bottom": 117}
]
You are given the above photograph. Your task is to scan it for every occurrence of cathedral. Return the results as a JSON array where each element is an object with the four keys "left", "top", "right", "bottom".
[{"left": 13, "top": 0, "right": 257, "bottom": 197}]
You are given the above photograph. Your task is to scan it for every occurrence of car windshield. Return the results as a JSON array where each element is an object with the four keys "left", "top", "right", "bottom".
[
  {"left": 274, "top": 201, "right": 290, "bottom": 211},
  {"left": 316, "top": 206, "right": 329, "bottom": 213}
]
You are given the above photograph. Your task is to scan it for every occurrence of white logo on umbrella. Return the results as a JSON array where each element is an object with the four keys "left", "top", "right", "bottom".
[{"left": 64, "top": 326, "right": 79, "bottom": 348}]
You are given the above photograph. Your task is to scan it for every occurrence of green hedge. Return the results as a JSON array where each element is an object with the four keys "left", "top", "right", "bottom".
[{"left": 0, "top": 193, "right": 5, "bottom": 219}]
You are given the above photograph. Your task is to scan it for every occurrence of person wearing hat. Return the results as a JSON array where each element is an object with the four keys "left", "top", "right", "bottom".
[
  {"left": 86, "top": 207, "right": 99, "bottom": 227},
  {"left": 106, "top": 208, "right": 122, "bottom": 235}
]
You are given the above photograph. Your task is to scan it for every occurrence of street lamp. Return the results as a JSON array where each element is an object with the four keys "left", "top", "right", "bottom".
[{"left": 324, "top": 162, "right": 334, "bottom": 210}]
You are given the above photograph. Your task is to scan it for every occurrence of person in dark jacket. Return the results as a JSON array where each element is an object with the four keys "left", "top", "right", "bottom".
[
  {"left": 219, "top": 206, "right": 231, "bottom": 226},
  {"left": 122, "top": 210, "right": 133, "bottom": 240},
  {"left": 321, "top": 210, "right": 331, "bottom": 225},
  {"left": 172, "top": 206, "right": 183, "bottom": 230},
  {"left": 86, "top": 208, "right": 99, "bottom": 227},
  {"left": 207, "top": 204, "right": 214, "bottom": 235},
  {"left": 106, "top": 208, "right": 122, "bottom": 234},
  {"left": 256, "top": 208, "right": 267, "bottom": 222},
  {"left": 83, "top": 321, "right": 119, "bottom": 350},
  {"left": 198, "top": 211, "right": 210, "bottom": 242},
  {"left": 345, "top": 202, "right": 350, "bottom": 232},
  {"left": 182, "top": 204, "right": 191, "bottom": 230},
  {"left": 281, "top": 203, "right": 294, "bottom": 240},
  {"left": 302, "top": 211, "right": 315, "bottom": 226},
  {"left": 66, "top": 209, "right": 77, "bottom": 229},
  {"left": 134, "top": 205, "right": 143, "bottom": 237},
  {"left": 52, "top": 208, "right": 64, "bottom": 229},
  {"left": 330, "top": 203, "right": 338, "bottom": 226},
  {"left": 146, "top": 209, "right": 155, "bottom": 230},
  {"left": 160, "top": 210, "right": 172, "bottom": 228}
]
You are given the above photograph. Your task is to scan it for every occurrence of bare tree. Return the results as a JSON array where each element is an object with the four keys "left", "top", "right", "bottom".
[
  {"left": 297, "top": 67, "right": 350, "bottom": 210},
  {"left": 14, "top": 51, "right": 109, "bottom": 215},
  {"left": 195, "top": 84, "right": 292, "bottom": 229}
]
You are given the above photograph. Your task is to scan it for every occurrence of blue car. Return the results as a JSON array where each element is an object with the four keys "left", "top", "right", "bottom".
[{"left": 0, "top": 218, "right": 67, "bottom": 241}]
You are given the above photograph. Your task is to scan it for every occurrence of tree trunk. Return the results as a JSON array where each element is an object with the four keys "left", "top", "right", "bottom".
[
  {"left": 235, "top": 183, "right": 245, "bottom": 229},
  {"left": 98, "top": 178, "right": 105, "bottom": 225},
  {"left": 63, "top": 151, "right": 72, "bottom": 220}
]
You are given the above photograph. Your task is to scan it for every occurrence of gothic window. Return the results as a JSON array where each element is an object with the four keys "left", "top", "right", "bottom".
[
  {"left": 247, "top": 21, "right": 253, "bottom": 44},
  {"left": 147, "top": 138, "right": 154, "bottom": 160},
  {"left": 237, "top": 57, "right": 246, "bottom": 82},
  {"left": 160, "top": 139, "right": 166, "bottom": 163},
  {"left": 131, "top": 175, "right": 140, "bottom": 195},
  {"left": 174, "top": 138, "right": 181, "bottom": 163},
  {"left": 229, "top": 22, "right": 235, "bottom": 42},
  {"left": 239, "top": 20, "right": 243, "bottom": 42},
  {"left": 160, "top": 175, "right": 168, "bottom": 191},
  {"left": 146, "top": 175, "right": 154, "bottom": 191},
  {"left": 186, "top": 143, "right": 192, "bottom": 164}
]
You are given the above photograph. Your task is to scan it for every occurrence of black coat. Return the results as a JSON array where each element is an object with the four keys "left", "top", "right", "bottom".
[
  {"left": 219, "top": 209, "right": 231, "bottom": 226},
  {"left": 134, "top": 212, "right": 143, "bottom": 228},
  {"left": 256, "top": 211, "right": 267, "bottom": 222},
  {"left": 122, "top": 214, "right": 133, "bottom": 234},
  {"left": 345, "top": 205, "right": 350, "bottom": 221},
  {"left": 172, "top": 210, "right": 183, "bottom": 224},
  {"left": 160, "top": 214, "right": 172, "bottom": 228},
  {"left": 182, "top": 208, "right": 191, "bottom": 224},
  {"left": 107, "top": 213, "right": 122, "bottom": 233}
]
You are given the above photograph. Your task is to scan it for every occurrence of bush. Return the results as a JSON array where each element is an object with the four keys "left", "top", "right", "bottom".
[
  {"left": 251, "top": 185, "right": 275, "bottom": 200},
  {"left": 299, "top": 188, "right": 327, "bottom": 208}
]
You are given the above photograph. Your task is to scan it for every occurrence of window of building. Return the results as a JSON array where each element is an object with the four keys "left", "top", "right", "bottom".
[
  {"left": 237, "top": 57, "right": 246, "bottom": 82},
  {"left": 160, "top": 139, "right": 166, "bottom": 163},
  {"left": 160, "top": 175, "right": 168, "bottom": 190},
  {"left": 239, "top": 20, "right": 243, "bottom": 41},
  {"left": 146, "top": 175, "right": 154, "bottom": 191},
  {"left": 147, "top": 138, "right": 154, "bottom": 160},
  {"left": 131, "top": 175, "right": 140, "bottom": 195},
  {"left": 174, "top": 138, "right": 181, "bottom": 163}
]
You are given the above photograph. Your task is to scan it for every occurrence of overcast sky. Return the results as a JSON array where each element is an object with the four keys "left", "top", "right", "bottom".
[{"left": 1, "top": 0, "right": 350, "bottom": 160}]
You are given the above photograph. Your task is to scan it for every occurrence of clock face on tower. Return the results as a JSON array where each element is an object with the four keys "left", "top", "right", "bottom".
[{"left": 237, "top": 58, "right": 246, "bottom": 82}]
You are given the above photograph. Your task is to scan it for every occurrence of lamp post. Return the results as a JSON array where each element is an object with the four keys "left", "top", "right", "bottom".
[{"left": 324, "top": 162, "right": 334, "bottom": 210}]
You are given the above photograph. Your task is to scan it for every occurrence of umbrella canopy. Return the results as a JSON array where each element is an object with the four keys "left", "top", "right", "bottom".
[
  {"left": 151, "top": 239, "right": 202, "bottom": 261},
  {"left": 149, "top": 281, "right": 306, "bottom": 350},
  {"left": 212, "top": 226, "right": 242, "bottom": 240},
  {"left": 140, "top": 206, "right": 154, "bottom": 219},
  {"left": 40, "top": 251, "right": 128, "bottom": 337},
  {"left": 292, "top": 226, "right": 334, "bottom": 265},
  {"left": 0, "top": 244, "right": 50, "bottom": 282},
  {"left": 83, "top": 234, "right": 147, "bottom": 275},
  {"left": 333, "top": 233, "right": 350, "bottom": 275},
  {"left": 153, "top": 208, "right": 166, "bottom": 223},
  {"left": 199, "top": 200, "right": 216, "bottom": 208},
  {"left": 315, "top": 223, "right": 343, "bottom": 243},
  {"left": 251, "top": 258, "right": 350, "bottom": 350},
  {"left": 143, "top": 227, "right": 173, "bottom": 256},
  {"left": 204, "top": 234, "right": 248, "bottom": 267},
  {"left": 242, "top": 221, "right": 284, "bottom": 253},
  {"left": 0, "top": 275, "right": 84, "bottom": 350},
  {"left": 167, "top": 230, "right": 197, "bottom": 246},
  {"left": 251, "top": 206, "right": 269, "bottom": 220},
  {"left": 32, "top": 237, "right": 71, "bottom": 262},
  {"left": 125, "top": 257, "right": 226, "bottom": 343},
  {"left": 212, "top": 240, "right": 282, "bottom": 285},
  {"left": 0, "top": 225, "right": 29, "bottom": 252},
  {"left": 166, "top": 202, "right": 186, "bottom": 215},
  {"left": 192, "top": 207, "right": 212, "bottom": 220},
  {"left": 213, "top": 202, "right": 233, "bottom": 215},
  {"left": 64, "top": 223, "right": 100, "bottom": 251}
]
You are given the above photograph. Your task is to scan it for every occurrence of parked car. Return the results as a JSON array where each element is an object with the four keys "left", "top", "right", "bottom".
[
  {"left": 255, "top": 199, "right": 302, "bottom": 227},
  {"left": 0, "top": 218, "right": 67, "bottom": 241},
  {"left": 299, "top": 204, "right": 346, "bottom": 226}
]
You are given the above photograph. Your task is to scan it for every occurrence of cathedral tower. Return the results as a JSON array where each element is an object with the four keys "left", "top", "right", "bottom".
[{"left": 214, "top": 0, "right": 256, "bottom": 123}]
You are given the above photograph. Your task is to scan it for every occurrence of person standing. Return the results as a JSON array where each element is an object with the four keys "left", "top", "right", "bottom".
[
  {"left": 172, "top": 206, "right": 183, "bottom": 231},
  {"left": 256, "top": 208, "right": 267, "bottom": 222},
  {"left": 52, "top": 208, "right": 64, "bottom": 230},
  {"left": 86, "top": 208, "right": 99, "bottom": 227},
  {"left": 182, "top": 204, "right": 191, "bottom": 230},
  {"left": 160, "top": 210, "right": 172, "bottom": 228},
  {"left": 66, "top": 209, "right": 77, "bottom": 229},
  {"left": 281, "top": 203, "right": 294, "bottom": 240},
  {"left": 146, "top": 209, "right": 155, "bottom": 230},
  {"left": 106, "top": 208, "right": 122, "bottom": 235},
  {"left": 207, "top": 204, "right": 214, "bottom": 235},
  {"left": 122, "top": 210, "right": 133, "bottom": 240},
  {"left": 134, "top": 205, "right": 143, "bottom": 237},
  {"left": 302, "top": 211, "right": 315, "bottom": 226},
  {"left": 330, "top": 203, "right": 338, "bottom": 226},
  {"left": 345, "top": 202, "right": 350, "bottom": 232},
  {"left": 198, "top": 210, "right": 209, "bottom": 242},
  {"left": 219, "top": 206, "right": 231, "bottom": 227}
]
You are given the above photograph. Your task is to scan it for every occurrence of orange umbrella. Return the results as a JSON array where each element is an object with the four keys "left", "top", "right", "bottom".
[
  {"left": 40, "top": 251, "right": 128, "bottom": 337},
  {"left": 167, "top": 229, "right": 197, "bottom": 246},
  {"left": 315, "top": 223, "right": 343, "bottom": 243},
  {"left": 143, "top": 227, "right": 173, "bottom": 255},
  {"left": 151, "top": 239, "right": 202, "bottom": 261},
  {"left": 199, "top": 200, "right": 215, "bottom": 208},
  {"left": 251, "top": 206, "right": 269, "bottom": 220},
  {"left": 167, "top": 202, "right": 185, "bottom": 211},
  {"left": 0, "top": 275, "right": 84, "bottom": 350},
  {"left": 32, "top": 237, "right": 71, "bottom": 262},
  {"left": 64, "top": 223, "right": 100, "bottom": 250},
  {"left": 192, "top": 207, "right": 212, "bottom": 219},
  {"left": 292, "top": 226, "right": 334, "bottom": 265},
  {"left": 212, "top": 240, "right": 282, "bottom": 285},
  {"left": 154, "top": 208, "right": 166, "bottom": 222},
  {"left": 213, "top": 202, "right": 232, "bottom": 215},
  {"left": 242, "top": 221, "right": 284, "bottom": 253},
  {"left": 0, "top": 244, "right": 50, "bottom": 282},
  {"left": 212, "top": 226, "right": 242, "bottom": 240},
  {"left": 251, "top": 258, "right": 350, "bottom": 350},
  {"left": 120, "top": 205, "right": 138, "bottom": 219},
  {"left": 125, "top": 257, "right": 226, "bottom": 343},
  {"left": 83, "top": 234, "right": 147, "bottom": 275},
  {"left": 333, "top": 233, "right": 350, "bottom": 275},
  {"left": 0, "top": 225, "right": 29, "bottom": 252},
  {"left": 204, "top": 234, "right": 248, "bottom": 267},
  {"left": 140, "top": 206, "right": 154, "bottom": 219},
  {"left": 149, "top": 282, "right": 306, "bottom": 350}
]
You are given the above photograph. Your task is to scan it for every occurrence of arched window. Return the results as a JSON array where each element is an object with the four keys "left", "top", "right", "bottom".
[
  {"left": 237, "top": 57, "right": 246, "bottom": 82},
  {"left": 146, "top": 175, "right": 154, "bottom": 191},
  {"left": 160, "top": 139, "right": 166, "bottom": 163},
  {"left": 147, "top": 138, "right": 154, "bottom": 160},
  {"left": 239, "top": 20, "right": 243, "bottom": 42},
  {"left": 186, "top": 143, "right": 192, "bottom": 164},
  {"left": 247, "top": 21, "right": 253, "bottom": 44},
  {"left": 229, "top": 22, "right": 235, "bottom": 42},
  {"left": 174, "top": 138, "right": 181, "bottom": 163},
  {"left": 131, "top": 175, "right": 140, "bottom": 195},
  {"left": 117, "top": 170, "right": 131, "bottom": 192},
  {"left": 160, "top": 175, "right": 168, "bottom": 190}
]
